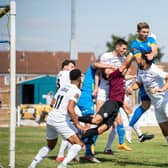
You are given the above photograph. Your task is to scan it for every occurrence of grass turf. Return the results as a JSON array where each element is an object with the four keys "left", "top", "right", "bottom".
[{"left": 0, "top": 126, "right": 168, "bottom": 168}]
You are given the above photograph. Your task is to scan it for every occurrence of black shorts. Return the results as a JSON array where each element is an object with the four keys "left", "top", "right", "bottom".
[{"left": 97, "top": 100, "right": 121, "bottom": 127}]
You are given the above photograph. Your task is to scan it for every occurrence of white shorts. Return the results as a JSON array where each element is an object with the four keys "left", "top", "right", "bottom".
[
  {"left": 46, "top": 120, "right": 78, "bottom": 140},
  {"left": 97, "top": 87, "right": 109, "bottom": 102},
  {"left": 154, "top": 101, "right": 168, "bottom": 123}
]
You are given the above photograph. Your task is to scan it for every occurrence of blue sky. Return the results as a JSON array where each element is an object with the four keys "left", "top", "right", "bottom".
[{"left": 1, "top": 0, "right": 168, "bottom": 61}]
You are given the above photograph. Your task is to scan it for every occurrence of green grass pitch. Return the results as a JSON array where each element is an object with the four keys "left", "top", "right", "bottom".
[{"left": 0, "top": 126, "right": 168, "bottom": 168}]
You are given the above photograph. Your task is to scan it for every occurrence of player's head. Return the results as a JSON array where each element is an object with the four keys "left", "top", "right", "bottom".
[
  {"left": 61, "top": 59, "right": 76, "bottom": 71},
  {"left": 70, "top": 69, "right": 82, "bottom": 87},
  {"left": 67, "top": 60, "right": 76, "bottom": 71},
  {"left": 61, "top": 59, "right": 70, "bottom": 70},
  {"left": 139, "top": 52, "right": 153, "bottom": 69},
  {"left": 137, "top": 22, "right": 150, "bottom": 41},
  {"left": 114, "top": 39, "right": 128, "bottom": 56}
]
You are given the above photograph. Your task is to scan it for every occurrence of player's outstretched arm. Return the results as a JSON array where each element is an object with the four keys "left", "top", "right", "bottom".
[
  {"left": 92, "top": 62, "right": 114, "bottom": 69},
  {"left": 68, "top": 98, "right": 86, "bottom": 132},
  {"left": 92, "top": 69, "right": 100, "bottom": 97},
  {"left": 127, "top": 82, "right": 140, "bottom": 95},
  {"left": 155, "top": 74, "right": 168, "bottom": 92},
  {"left": 119, "top": 59, "right": 132, "bottom": 73}
]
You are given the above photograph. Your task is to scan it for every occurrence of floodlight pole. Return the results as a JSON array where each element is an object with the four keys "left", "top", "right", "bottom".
[
  {"left": 70, "top": 0, "right": 77, "bottom": 60},
  {"left": 9, "top": 1, "right": 16, "bottom": 168}
]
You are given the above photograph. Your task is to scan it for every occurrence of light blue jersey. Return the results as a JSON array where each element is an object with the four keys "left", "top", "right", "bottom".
[{"left": 130, "top": 36, "right": 156, "bottom": 58}]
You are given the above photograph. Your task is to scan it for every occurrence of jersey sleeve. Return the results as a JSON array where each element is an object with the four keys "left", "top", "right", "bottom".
[
  {"left": 100, "top": 53, "right": 108, "bottom": 64},
  {"left": 130, "top": 40, "right": 139, "bottom": 55},
  {"left": 69, "top": 88, "right": 81, "bottom": 103},
  {"left": 148, "top": 37, "right": 157, "bottom": 46},
  {"left": 130, "top": 40, "right": 141, "bottom": 59}
]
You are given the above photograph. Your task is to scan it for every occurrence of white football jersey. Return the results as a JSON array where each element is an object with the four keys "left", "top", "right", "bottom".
[
  {"left": 47, "top": 84, "right": 81, "bottom": 124},
  {"left": 100, "top": 52, "right": 125, "bottom": 66},
  {"left": 99, "top": 52, "right": 125, "bottom": 90},
  {"left": 125, "top": 78, "right": 136, "bottom": 88},
  {"left": 56, "top": 70, "right": 70, "bottom": 90},
  {"left": 138, "top": 64, "right": 168, "bottom": 107}
]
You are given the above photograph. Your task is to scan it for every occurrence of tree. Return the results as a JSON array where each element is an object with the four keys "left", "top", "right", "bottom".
[{"left": 106, "top": 34, "right": 164, "bottom": 62}]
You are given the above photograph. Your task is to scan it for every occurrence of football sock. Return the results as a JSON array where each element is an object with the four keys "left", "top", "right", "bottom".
[
  {"left": 57, "top": 139, "right": 71, "bottom": 158},
  {"left": 104, "top": 128, "right": 116, "bottom": 150},
  {"left": 62, "top": 144, "right": 81, "bottom": 165},
  {"left": 129, "top": 106, "right": 145, "bottom": 127},
  {"left": 78, "top": 116, "right": 93, "bottom": 123},
  {"left": 85, "top": 144, "right": 92, "bottom": 156},
  {"left": 85, "top": 134, "right": 98, "bottom": 156},
  {"left": 117, "top": 124, "right": 125, "bottom": 145},
  {"left": 31, "top": 146, "right": 51, "bottom": 166},
  {"left": 92, "top": 134, "right": 98, "bottom": 145},
  {"left": 133, "top": 122, "right": 142, "bottom": 137},
  {"left": 83, "top": 128, "right": 99, "bottom": 138},
  {"left": 82, "top": 128, "right": 99, "bottom": 146}
]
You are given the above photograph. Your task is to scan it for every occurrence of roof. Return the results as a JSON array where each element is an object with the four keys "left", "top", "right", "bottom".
[
  {"left": 0, "top": 51, "right": 96, "bottom": 74},
  {"left": 1, "top": 50, "right": 167, "bottom": 75},
  {"left": 17, "top": 75, "right": 56, "bottom": 84}
]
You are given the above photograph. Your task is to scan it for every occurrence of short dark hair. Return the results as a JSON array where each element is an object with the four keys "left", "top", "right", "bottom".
[
  {"left": 141, "top": 52, "right": 153, "bottom": 65},
  {"left": 69, "top": 60, "right": 76, "bottom": 66},
  {"left": 137, "top": 22, "right": 150, "bottom": 32},
  {"left": 61, "top": 59, "right": 70, "bottom": 69},
  {"left": 70, "top": 69, "right": 81, "bottom": 81},
  {"left": 114, "top": 39, "right": 128, "bottom": 48},
  {"left": 61, "top": 59, "right": 76, "bottom": 69}
]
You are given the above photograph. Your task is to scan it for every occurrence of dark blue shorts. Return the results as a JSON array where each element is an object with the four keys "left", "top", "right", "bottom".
[{"left": 139, "top": 84, "right": 150, "bottom": 101}]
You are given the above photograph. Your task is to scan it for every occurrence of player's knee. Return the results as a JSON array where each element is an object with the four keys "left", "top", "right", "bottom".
[
  {"left": 92, "top": 115, "right": 102, "bottom": 125},
  {"left": 98, "top": 124, "right": 109, "bottom": 134},
  {"left": 92, "top": 119, "right": 99, "bottom": 125},
  {"left": 142, "top": 101, "right": 151, "bottom": 110},
  {"left": 115, "top": 114, "right": 122, "bottom": 124},
  {"left": 47, "top": 139, "right": 57, "bottom": 150},
  {"left": 78, "top": 141, "right": 85, "bottom": 148},
  {"left": 98, "top": 128, "right": 105, "bottom": 134}
]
